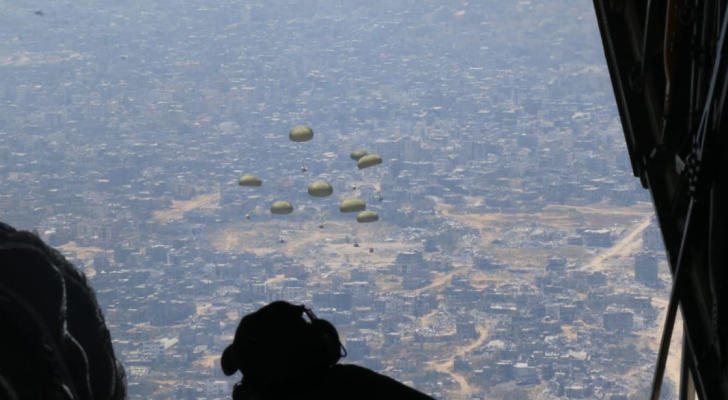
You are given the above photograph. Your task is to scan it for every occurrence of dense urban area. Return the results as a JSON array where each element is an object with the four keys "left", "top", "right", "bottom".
[{"left": 0, "top": 1, "right": 679, "bottom": 399}]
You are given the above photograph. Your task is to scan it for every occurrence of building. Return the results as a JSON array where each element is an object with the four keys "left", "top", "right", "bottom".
[{"left": 634, "top": 252, "right": 658, "bottom": 287}]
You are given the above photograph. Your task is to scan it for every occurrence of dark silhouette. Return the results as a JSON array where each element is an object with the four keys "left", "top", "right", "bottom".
[
  {"left": 0, "top": 222, "right": 126, "bottom": 400},
  {"left": 221, "top": 301, "right": 435, "bottom": 400}
]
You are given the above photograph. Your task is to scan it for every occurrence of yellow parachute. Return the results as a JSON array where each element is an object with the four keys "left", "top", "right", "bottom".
[
  {"left": 350, "top": 149, "right": 368, "bottom": 161},
  {"left": 357, "top": 154, "right": 382, "bottom": 169},
  {"left": 289, "top": 125, "right": 314, "bottom": 142},
  {"left": 238, "top": 175, "right": 262, "bottom": 186},
  {"left": 339, "top": 199, "right": 366, "bottom": 213},
  {"left": 270, "top": 201, "right": 293, "bottom": 215},
  {"left": 356, "top": 210, "right": 379, "bottom": 223},
  {"left": 308, "top": 181, "right": 333, "bottom": 197}
]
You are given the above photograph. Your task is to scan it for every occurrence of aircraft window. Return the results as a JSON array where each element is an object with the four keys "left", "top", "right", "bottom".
[{"left": 0, "top": 1, "right": 673, "bottom": 398}]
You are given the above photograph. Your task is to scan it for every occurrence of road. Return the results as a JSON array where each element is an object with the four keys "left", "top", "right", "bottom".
[
  {"left": 580, "top": 214, "right": 653, "bottom": 272},
  {"left": 426, "top": 325, "right": 489, "bottom": 398}
]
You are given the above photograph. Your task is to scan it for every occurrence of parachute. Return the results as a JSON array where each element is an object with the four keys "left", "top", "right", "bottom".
[
  {"left": 270, "top": 201, "right": 293, "bottom": 215},
  {"left": 357, "top": 154, "right": 382, "bottom": 169},
  {"left": 350, "top": 149, "right": 368, "bottom": 161},
  {"left": 339, "top": 199, "right": 366, "bottom": 213},
  {"left": 289, "top": 126, "right": 314, "bottom": 142},
  {"left": 232, "top": 125, "right": 389, "bottom": 225},
  {"left": 308, "top": 181, "right": 333, "bottom": 197},
  {"left": 238, "top": 175, "right": 262, "bottom": 187},
  {"left": 356, "top": 210, "right": 379, "bottom": 223}
]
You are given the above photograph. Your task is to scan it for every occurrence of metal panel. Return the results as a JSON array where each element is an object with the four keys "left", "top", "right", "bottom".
[{"left": 593, "top": 0, "right": 728, "bottom": 398}]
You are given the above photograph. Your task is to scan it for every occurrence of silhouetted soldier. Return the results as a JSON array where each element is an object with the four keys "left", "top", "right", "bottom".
[{"left": 221, "top": 301, "right": 435, "bottom": 400}]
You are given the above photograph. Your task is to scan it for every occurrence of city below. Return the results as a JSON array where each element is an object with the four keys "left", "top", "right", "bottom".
[{"left": 0, "top": 1, "right": 677, "bottom": 399}]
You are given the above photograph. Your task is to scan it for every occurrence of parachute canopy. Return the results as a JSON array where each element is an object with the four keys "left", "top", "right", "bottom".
[
  {"left": 357, "top": 154, "right": 382, "bottom": 169},
  {"left": 289, "top": 125, "right": 314, "bottom": 142},
  {"left": 350, "top": 149, "right": 368, "bottom": 161},
  {"left": 270, "top": 201, "right": 293, "bottom": 215},
  {"left": 339, "top": 199, "right": 366, "bottom": 213},
  {"left": 308, "top": 181, "right": 333, "bottom": 197},
  {"left": 357, "top": 210, "right": 379, "bottom": 223},
  {"left": 238, "top": 174, "right": 262, "bottom": 187}
]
